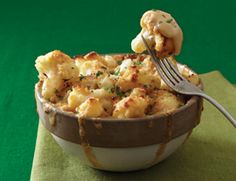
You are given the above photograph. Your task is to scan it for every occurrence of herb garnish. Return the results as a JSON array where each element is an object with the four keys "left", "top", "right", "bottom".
[
  {"left": 96, "top": 71, "right": 103, "bottom": 77},
  {"left": 114, "top": 68, "right": 120, "bottom": 76},
  {"left": 114, "top": 86, "right": 125, "bottom": 97},
  {"left": 134, "top": 61, "right": 143, "bottom": 66},
  {"left": 166, "top": 18, "right": 173, "bottom": 23},
  {"left": 103, "top": 87, "right": 112, "bottom": 93},
  {"left": 143, "top": 84, "right": 148, "bottom": 88},
  {"left": 79, "top": 74, "right": 85, "bottom": 81}
]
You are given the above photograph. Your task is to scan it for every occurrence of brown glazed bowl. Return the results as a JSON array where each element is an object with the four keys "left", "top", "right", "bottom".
[{"left": 35, "top": 64, "right": 203, "bottom": 172}]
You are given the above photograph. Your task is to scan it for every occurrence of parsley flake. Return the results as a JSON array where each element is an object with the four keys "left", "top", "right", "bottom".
[
  {"left": 103, "top": 87, "right": 112, "bottom": 93},
  {"left": 79, "top": 74, "right": 85, "bottom": 81},
  {"left": 166, "top": 19, "right": 173, "bottom": 23},
  {"left": 114, "top": 86, "right": 125, "bottom": 97},
  {"left": 134, "top": 61, "right": 143, "bottom": 66},
  {"left": 114, "top": 68, "right": 120, "bottom": 76},
  {"left": 117, "top": 60, "right": 122, "bottom": 65},
  {"left": 96, "top": 71, "right": 103, "bottom": 77}
]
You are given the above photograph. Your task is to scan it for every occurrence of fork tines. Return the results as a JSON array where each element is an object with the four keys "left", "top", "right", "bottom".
[{"left": 140, "top": 35, "right": 187, "bottom": 90}]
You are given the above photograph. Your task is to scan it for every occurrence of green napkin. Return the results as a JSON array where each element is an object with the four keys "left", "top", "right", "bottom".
[{"left": 30, "top": 71, "right": 236, "bottom": 181}]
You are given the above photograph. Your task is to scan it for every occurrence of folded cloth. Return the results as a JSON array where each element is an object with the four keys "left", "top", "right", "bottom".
[{"left": 30, "top": 71, "right": 236, "bottom": 181}]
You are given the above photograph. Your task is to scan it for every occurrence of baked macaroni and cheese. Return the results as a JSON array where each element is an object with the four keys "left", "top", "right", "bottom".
[{"left": 35, "top": 51, "right": 199, "bottom": 118}]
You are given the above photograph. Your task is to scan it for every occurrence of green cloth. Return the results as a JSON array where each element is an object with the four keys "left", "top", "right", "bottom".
[{"left": 30, "top": 71, "right": 236, "bottom": 181}]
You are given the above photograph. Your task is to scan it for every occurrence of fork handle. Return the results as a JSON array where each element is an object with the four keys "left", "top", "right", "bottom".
[{"left": 197, "top": 93, "right": 236, "bottom": 128}]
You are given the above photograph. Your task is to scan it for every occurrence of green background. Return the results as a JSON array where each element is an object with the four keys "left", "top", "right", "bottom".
[{"left": 0, "top": 0, "right": 235, "bottom": 180}]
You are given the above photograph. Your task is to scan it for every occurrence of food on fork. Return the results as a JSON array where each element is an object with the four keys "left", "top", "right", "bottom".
[
  {"left": 35, "top": 51, "right": 199, "bottom": 118},
  {"left": 131, "top": 10, "right": 183, "bottom": 58}
]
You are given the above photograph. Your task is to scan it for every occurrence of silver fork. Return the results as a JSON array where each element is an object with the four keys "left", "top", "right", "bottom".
[{"left": 141, "top": 35, "right": 236, "bottom": 128}]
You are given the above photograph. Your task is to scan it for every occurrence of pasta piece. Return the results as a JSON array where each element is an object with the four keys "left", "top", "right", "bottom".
[
  {"left": 67, "top": 87, "right": 90, "bottom": 111},
  {"left": 78, "top": 97, "right": 105, "bottom": 117},
  {"left": 152, "top": 90, "right": 184, "bottom": 114},
  {"left": 131, "top": 10, "right": 183, "bottom": 58},
  {"left": 112, "top": 88, "right": 149, "bottom": 118}
]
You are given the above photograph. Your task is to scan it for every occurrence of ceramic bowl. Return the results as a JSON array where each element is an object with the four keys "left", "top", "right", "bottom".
[{"left": 35, "top": 65, "right": 203, "bottom": 172}]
